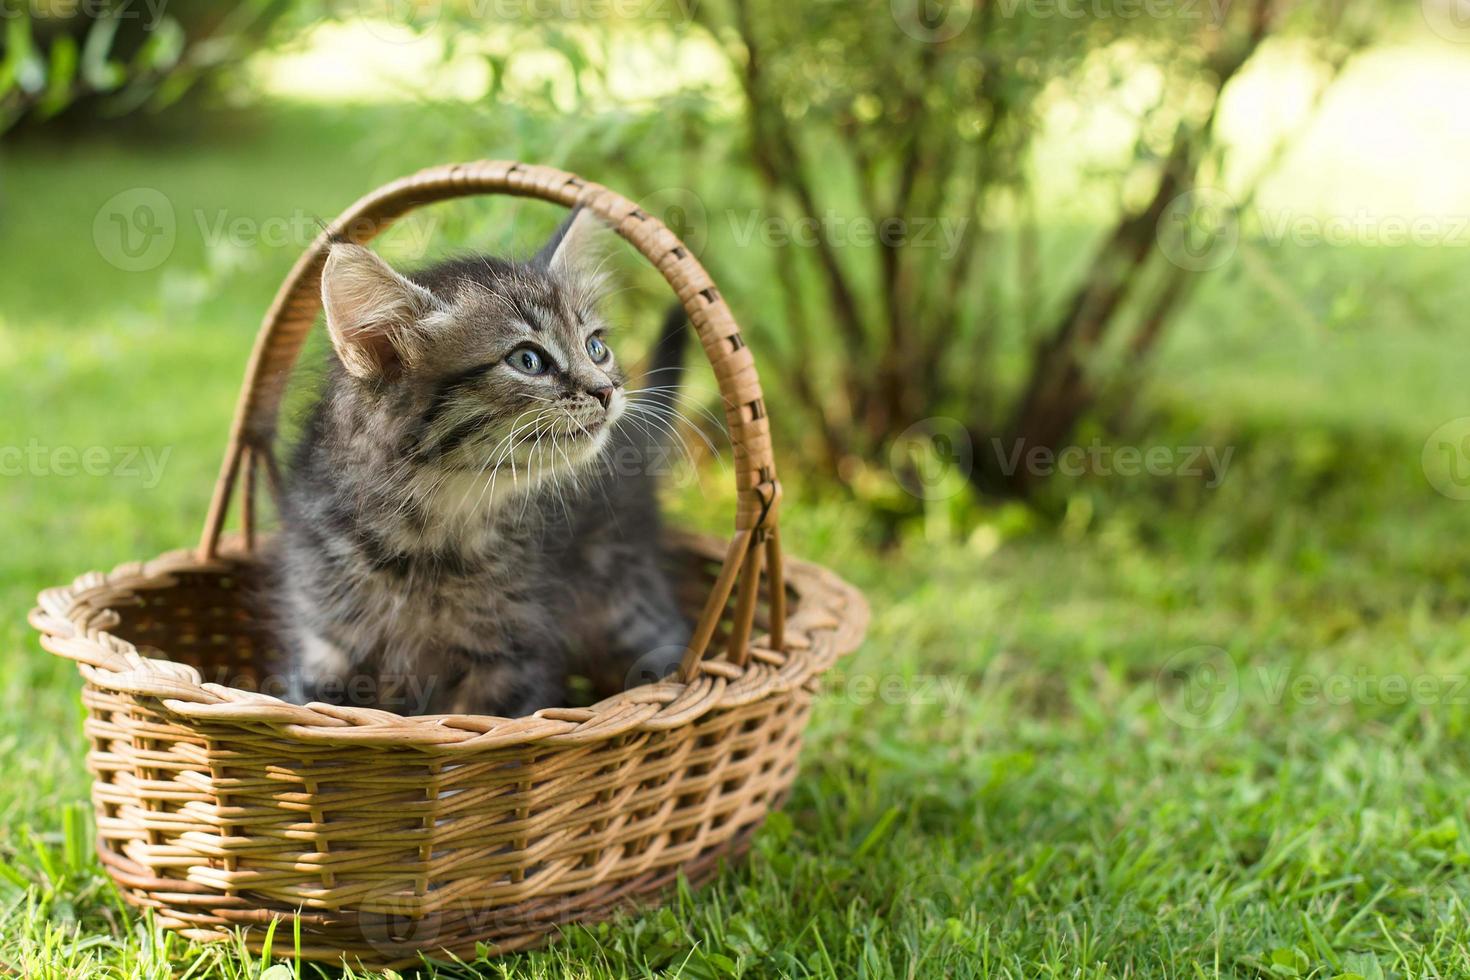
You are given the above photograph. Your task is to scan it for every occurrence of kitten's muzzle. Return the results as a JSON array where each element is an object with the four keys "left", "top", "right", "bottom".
[{"left": 588, "top": 385, "right": 614, "bottom": 409}]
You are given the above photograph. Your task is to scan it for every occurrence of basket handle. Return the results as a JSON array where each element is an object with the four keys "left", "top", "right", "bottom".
[{"left": 197, "top": 161, "right": 785, "bottom": 677}]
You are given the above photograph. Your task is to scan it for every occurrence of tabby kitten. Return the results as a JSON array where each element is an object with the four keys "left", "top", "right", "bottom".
[{"left": 269, "top": 209, "right": 692, "bottom": 717}]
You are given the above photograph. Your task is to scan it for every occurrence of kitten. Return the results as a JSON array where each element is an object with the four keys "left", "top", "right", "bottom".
[{"left": 268, "top": 209, "right": 692, "bottom": 717}]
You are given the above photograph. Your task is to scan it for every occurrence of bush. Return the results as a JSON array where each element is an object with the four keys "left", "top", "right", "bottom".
[{"left": 0, "top": 0, "right": 286, "bottom": 132}]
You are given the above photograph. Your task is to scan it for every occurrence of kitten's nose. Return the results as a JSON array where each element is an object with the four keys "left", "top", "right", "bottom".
[{"left": 589, "top": 386, "right": 614, "bottom": 409}]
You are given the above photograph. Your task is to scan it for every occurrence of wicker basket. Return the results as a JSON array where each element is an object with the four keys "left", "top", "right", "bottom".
[{"left": 28, "top": 162, "right": 868, "bottom": 968}]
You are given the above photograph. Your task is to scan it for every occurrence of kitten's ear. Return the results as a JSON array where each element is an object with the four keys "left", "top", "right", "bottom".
[
  {"left": 321, "top": 243, "right": 437, "bottom": 380},
  {"left": 534, "top": 207, "right": 607, "bottom": 278}
]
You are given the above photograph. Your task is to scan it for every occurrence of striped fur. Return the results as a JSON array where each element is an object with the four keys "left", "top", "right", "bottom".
[{"left": 267, "top": 211, "right": 691, "bottom": 717}]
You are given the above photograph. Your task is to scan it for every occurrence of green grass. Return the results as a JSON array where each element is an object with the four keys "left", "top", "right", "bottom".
[{"left": 6, "top": 104, "right": 1470, "bottom": 977}]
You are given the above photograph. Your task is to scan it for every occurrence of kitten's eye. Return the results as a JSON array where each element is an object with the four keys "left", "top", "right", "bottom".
[
  {"left": 508, "top": 347, "right": 547, "bottom": 375},
  {"left": 586, "top": 335, "right": 610, "bottom": 363}
]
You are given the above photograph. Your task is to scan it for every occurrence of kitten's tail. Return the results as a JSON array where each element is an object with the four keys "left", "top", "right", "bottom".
[{"left": 641, "top": 303, "right": 688, "bottom": 421}]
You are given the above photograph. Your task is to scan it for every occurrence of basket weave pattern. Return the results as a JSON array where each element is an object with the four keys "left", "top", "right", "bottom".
[{"left": 28, "top": 162, "right": 868, "bottom": 967}]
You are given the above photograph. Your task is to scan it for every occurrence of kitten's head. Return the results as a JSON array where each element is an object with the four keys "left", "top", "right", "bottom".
[{"left": 320, "top": 209, "right": 626, "bottom": 496}]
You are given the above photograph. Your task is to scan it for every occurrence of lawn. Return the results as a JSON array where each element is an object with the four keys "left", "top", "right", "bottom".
[{"left": 5, "top": 105, "right": 1470, "bottom": 978}]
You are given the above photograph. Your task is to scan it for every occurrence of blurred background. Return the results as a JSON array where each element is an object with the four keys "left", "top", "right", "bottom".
[{"left": 8, "top": 0, "right": 1470, "bottom": 975}]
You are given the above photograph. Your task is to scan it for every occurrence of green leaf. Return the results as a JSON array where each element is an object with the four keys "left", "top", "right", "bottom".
[
  {"left": 134, "top": 17, "right": 185, "bottom": 74},
  {"left": 1268, "top": 945, "right": 1310, "bottom": 977},
  {"left": 762, "top": 809, "right": 794, "bottom": 844},
  {"left": 4, "top": 16, "right": 46, "bottom": 95},
  {"left": 35, "top": 34, "right": 76, "bottom": 119},
  {"left": 0, "top": 858, "right": 29, "bottom": 892},
  {"left": 854, "top": 805, "right": 901, "bottom": 858},
  {"left": 61, "top": 802, "right": 87, "bottom": 875},
  {"left": 80, "top": 14, "right": 125, "bottom": 93}
]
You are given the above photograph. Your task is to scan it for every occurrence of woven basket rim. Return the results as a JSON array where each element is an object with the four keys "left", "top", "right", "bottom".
[{"left": 31, "top": 530, "right": 868, "bottom": 752}]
